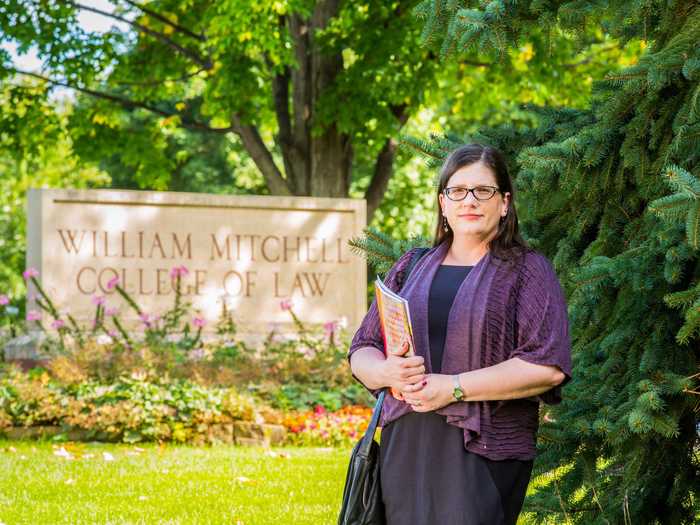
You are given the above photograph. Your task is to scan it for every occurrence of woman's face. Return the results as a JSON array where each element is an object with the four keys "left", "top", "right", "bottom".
[{"left": 438, "top": 162, "right": 510, "bottom": 242}]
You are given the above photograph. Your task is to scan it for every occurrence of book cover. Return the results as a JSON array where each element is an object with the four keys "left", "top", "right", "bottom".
[{"left": 375, "top": 276, "right": 416, "bottom": 399}]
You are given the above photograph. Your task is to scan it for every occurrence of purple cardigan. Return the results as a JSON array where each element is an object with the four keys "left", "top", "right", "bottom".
[{"left": 348, "top": 240, "right": 573, "bottom": 460}]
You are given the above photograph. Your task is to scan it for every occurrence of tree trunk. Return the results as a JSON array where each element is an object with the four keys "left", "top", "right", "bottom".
[
  {"left": 274, "top": 1, "right": 353, "bottom": 199},
  {"left": 241, "top": 0, "right": 405, "bottom": 214}
]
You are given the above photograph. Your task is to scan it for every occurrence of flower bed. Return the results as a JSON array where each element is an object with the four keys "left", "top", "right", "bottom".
[
  {"left": 0, "top": 264, "right": 375, "bottom": 446},
  {"left": 0, "top": 368, "right": 284, "bottom": 445},
  {"left": 0, "top": 367, "right": 374, "bottom": 447},
  {"left": 282, "top": 404, "right": 373, "bottom": 447}
]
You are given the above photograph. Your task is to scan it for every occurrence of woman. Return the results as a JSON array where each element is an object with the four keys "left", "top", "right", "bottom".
[{"left": 348, "top": 143, "right": 573, "bottom": 525}]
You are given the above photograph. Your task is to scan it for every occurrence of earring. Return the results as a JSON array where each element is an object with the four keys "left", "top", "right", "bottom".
[{"left": 443, "top": 216, "right": 449, "bottom": 232}]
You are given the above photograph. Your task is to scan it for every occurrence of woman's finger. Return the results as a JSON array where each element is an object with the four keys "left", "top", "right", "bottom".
[
  {"left": 403, "top": 373, "right": 426, "bottom": 385},
  {"left": 402, "top": 380, "right": 427, "bottom": 393}
]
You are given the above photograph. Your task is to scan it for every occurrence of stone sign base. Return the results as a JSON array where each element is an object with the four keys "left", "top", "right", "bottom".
[{"left": 2, "top": 331, "right": 51, "bottom": 371}]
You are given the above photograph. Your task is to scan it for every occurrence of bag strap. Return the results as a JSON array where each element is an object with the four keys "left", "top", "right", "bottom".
[
  {"left": 358, "top": 389, "right": 386, "bottom": 456},
  {"left": 357, "top": 246, "right": 430, "bottom": 456}
]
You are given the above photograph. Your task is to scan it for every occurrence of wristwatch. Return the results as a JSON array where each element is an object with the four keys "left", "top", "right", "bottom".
[{"left": 452, "top": 375, "right": 465, "bottom": 401}]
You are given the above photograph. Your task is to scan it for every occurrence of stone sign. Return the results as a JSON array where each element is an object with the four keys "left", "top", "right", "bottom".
[{"left": 26, "top": 188, "right": 367, "bottom": 339}]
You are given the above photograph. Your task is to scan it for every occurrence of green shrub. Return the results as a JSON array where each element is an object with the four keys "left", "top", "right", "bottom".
[{"left": 0, "top": 367, "right": 270, "bottom": 444}]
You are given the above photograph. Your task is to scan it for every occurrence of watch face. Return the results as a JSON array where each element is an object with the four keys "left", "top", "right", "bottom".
[{"left": 453, "top": 388, "right": 464, "bottom": 400}]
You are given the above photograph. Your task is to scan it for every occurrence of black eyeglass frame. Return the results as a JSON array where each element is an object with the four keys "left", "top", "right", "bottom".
[{"left": 442, "top": 185, "right": 502, "bottom": 202}]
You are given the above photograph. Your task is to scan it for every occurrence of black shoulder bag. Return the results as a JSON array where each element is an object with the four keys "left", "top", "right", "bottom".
[{"left": 337, "top": 246, "right": 430, "bottom": 525}]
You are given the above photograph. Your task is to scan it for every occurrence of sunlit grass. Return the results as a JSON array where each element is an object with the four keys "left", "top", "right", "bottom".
[
  {"left": 0, "top": 440, "right": 349, "bottom": 525},
  {"left": 0, "top": 439, "right": 584, "bottom": 524}
]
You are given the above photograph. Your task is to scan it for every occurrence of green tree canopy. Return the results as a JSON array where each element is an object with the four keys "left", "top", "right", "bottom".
[
  {"left": 0, "top": 81, "right": 109, "bottom": 303},
  {"left": 0, "top": 0, "right": 445, "bottom": 221}
]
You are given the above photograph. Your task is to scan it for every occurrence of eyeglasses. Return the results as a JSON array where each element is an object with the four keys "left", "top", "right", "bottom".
[{"left": 442, "top": 185, "right": 501, "bottom": 201}]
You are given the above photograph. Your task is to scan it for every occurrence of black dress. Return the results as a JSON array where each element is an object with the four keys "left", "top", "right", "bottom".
[{"left": 378, "top": 264, "right": 534, "bottom": 525}]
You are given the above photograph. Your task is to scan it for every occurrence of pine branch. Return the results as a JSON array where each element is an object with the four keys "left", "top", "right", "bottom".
[
  {"left": 399, "top": 132, "right": 461, "bottom": 170},
  {"left": 662, "top": 164, "right": 700, "bottom": 197},
  {"left": 648, "top": 193, "right": 694, "bottom": 224},
  {"left": 347, "top": 227, "right": 429, "bottom": 274},
  {"left": 685, "top": 202, "right": 699, "bottom": 250},
  {"left": 649, "top": 164, "right": 700, "bottom": 249},
  {"left": 663, "top": 284, "right": 700, "bottom": 310}
]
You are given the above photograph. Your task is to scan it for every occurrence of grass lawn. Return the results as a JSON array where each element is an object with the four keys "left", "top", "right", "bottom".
[
  {"left": 0, "top": 439, "right": 574, "bottom": 524},
  {"left": 0, "top": 440, "right": 350, "bottom": 525}
]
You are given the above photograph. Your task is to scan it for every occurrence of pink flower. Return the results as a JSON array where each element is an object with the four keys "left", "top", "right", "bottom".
[
  {"left": 280, "top": 299, "right": 293, "bottom": 311},
  {"left": 139, "top": 312, "right": 152, "bottom": 326},
  {"left": 192, "top": 316, "right": 206, "bottom": 328},
  {"left": 314, "top": 404, "right": 326, "bottom": 416},
  {"left": 26, "top": 310, "right": 41, "bottom": 322},
  {"left": 169, "top": 265, "right": 189, "bottom": 279},
  {"left": 323, "top": 320, "right": 336, "bottom": 334},
  {"left": 51, "top": 319, "right": 65, "bottom": 329},
  {"left": 108, "top": 329, "right": 119, "bottom": 338},
  {"left": 0, "top": 294, "right": 9, "bottom": 306},
  {"left": 92, "top": 295, "right": 106, "bottom": 306},
  {"left": 22, "top": 268, "right": 39, "bottom": 280},
  {"left": 106, "top": 276, "right": 120, "bottom": 290},
  {"left": 189, "top": 348, "right": 206, "bottom": 361},
  {"left": 105, "top": 307, "right": 119, "bottom": 316}
]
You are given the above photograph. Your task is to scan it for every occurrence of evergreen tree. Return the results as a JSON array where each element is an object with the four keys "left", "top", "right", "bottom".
[{"left": 354, "top": 1, "right": 699, "bottom": 522}]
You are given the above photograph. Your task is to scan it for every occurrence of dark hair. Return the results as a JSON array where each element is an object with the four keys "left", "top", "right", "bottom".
[{"left": 432, "top": 143, "right": 530, "bottom": 263}]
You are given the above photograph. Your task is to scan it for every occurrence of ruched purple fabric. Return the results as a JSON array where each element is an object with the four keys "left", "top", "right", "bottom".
[{"left": 348, "top": 240, "right": 573, "bottom": 460}]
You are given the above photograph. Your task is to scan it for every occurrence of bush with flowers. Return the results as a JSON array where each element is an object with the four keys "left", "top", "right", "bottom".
[
  {"left": 0, "top": 365, "right": 273, "bottom": 443},
  {"left": 0, "top": 264, "right": 375, "bottom": 445},
  {"left": 282, "top": 404, "right": 374, "bottom": 447},
  {"left": 2, "top": 264, "right": 370, "bottom": 390}
]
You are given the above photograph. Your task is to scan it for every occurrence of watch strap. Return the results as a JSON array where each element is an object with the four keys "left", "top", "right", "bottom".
[{"left": 452, "top": 375, "right": 464, "bottom": 400}]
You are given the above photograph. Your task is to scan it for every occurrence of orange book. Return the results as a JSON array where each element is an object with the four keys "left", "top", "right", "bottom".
[{"left": 375, "top": 276, "right": 416, "bottom": 399}]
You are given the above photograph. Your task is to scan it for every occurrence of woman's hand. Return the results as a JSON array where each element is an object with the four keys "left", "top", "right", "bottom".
[
  {"left": 382, "top": 339, "right": 426, "bottom": 400},
  {"left": 402, "top": 374, "right": 454, "bottom": 412}
]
